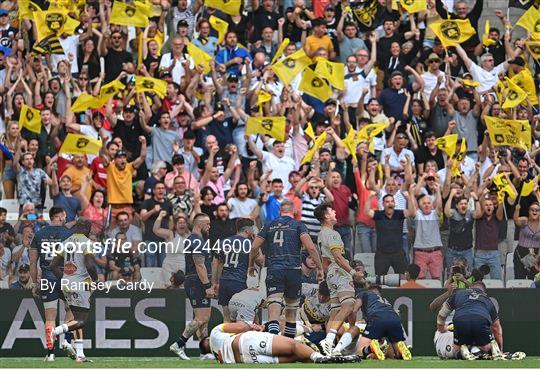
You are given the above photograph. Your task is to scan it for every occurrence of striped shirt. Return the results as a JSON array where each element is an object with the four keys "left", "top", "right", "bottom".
[{"left": 301, "top": 193, "right": 326, "bottom": 237}]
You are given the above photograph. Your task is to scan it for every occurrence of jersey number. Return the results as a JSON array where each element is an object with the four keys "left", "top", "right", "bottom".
[
  {"left": 273, "top": 231, "right": 284, "bottom": 247},
  {"left": 224, "top": 252, "right": 239, "bottom": 268}
]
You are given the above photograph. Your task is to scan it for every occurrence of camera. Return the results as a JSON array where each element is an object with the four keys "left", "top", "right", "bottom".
[
  {"left": 470, "top": 265, "right": 490, "bottom": 282},
  {"left": 365, "top": 274, "right": 401, "bottom": 287},
  {"left": 451, "top": 265, "right": 465, "bottom": 276}
]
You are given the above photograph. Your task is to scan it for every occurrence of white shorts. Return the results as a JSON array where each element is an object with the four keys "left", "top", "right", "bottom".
[
  {"left": 63, "top": 290, "right": 91, "bottom": 310},
  {"left": 229, "top": 300, "right": 256, "bottom": 324},
  {"left": 434, "top": 331, "right": 455, "bottom": 359},
  {"left": 239, "top": 331, "right": 278, "bottom": 364},
  {"left": 326, "top": 265, "right": 354, "bottom": 299}
]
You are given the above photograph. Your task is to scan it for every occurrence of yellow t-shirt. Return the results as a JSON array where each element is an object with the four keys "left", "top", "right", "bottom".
[
  {"left": 106, "top": 163, "right": 135, "bottom": 205},
  {"left": 63, "top": 165, "right": 92, "bottom": 200},
  {"left": 305, "top": 35, "right": 334, "bottom": 57}
]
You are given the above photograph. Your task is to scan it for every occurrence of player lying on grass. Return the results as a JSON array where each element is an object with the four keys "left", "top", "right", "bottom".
[
  {"left": 49, "top": 218, "right": 96, "bottom": 363},
  {"left": 200, "top": 321, "right": 361, "bottom": 364}
]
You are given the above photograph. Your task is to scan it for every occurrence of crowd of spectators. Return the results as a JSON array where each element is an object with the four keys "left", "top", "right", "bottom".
[{"left": 0, "top": 0, "right": 539, "bottom": 290}]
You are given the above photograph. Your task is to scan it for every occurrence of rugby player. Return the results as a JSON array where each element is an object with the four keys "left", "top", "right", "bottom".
[
  {"left": 314, "top": 203, "right": 360, "bottom": 355},
  {"left": 200, "top": 321, "right": 361, "bottom": 364},
  {"left": 248, "top": 200, "right": 324, "bottom": 338},
  {"left": 228, "top": 286, "right": 266, "bottom": 325},
  {"left": 437, "top": 281, "right": 504, "bottom": 360},
  {"left": 213, "top": 218, "right": 261, "bottom": 322},
  {"left": 29, "top": 207, "right": 74, "bottom": 361},
  {"left": 352, "top": 282, "right": 412, "bottom": 360},
  {"left": 297, "top": 280, "right": 331, "bottom": 346},
  {"left": 170, "top": 213, "right": 213, "bottom": 360},
  {"left": 49, "top": 218, "right": 97, "bottom": 363}
]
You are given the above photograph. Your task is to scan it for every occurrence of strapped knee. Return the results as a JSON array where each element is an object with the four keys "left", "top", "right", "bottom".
[{"left": 284, "top": 300, "right": 300, "bottom": 310}]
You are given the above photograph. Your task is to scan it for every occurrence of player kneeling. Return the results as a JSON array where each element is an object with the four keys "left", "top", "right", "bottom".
[{"left": 200, "top": 322, "right": 361, "bottom": 364}]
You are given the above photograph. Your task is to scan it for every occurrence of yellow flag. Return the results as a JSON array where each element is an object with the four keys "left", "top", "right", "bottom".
[
  {"left": 516, "top": 5, "right": 540, "bottom": 35},
  {"left": 435, "top": 134, "right": 458, "bottom": 157},
  {"left": 19, "top": 0, "right": 41, "bottom": 19},
  {"left": 428, "top": 19, "right": 476, "bottom": 48},
  {"left": 451, "top": 138, "right": 466, "bottom": 177},
  {"left": 482, "top": 20, "right": 495, "bottom": 47},
  {"left": 400, "top": 0, "right": 426, "bottom": 13},
  {"left": 502, "top": 78, "right": 528, "bottom": 109},
  {"left": 304, "top": 122, "right": 316, "bottom": 142},
  {"left": 300, "top": 67, "right": 333, "bottom": 102},
  {"left": 495, "top": 79, "right": 505, "bottom": 103},
  {"left": 98, "top": 80, "right": 126, "bottom": 104},
  {"left": 462, "top": 79, "right": 480, "bottom": 87},
  {"left": 60, "top": 134, "right": 103, "bottom": 155},
  {"left": 205, "top": 0, "right": 241, "bottom": 15},
  {"left": 314, "top": 59, "right": 345, "bottom": 90},
  {"left": 302, "top": 132, "right": 327, "bottom": 164},
  {"left": 257, "top": 91, "right": 272, "bottom": 107},
  {"left": 485, "top": 116, "right": 531, "bottom": 150},
  {"left": 511, "top": 68, "right": 538, "bottom": 105},
  {"left": 272, "top": 49, "right": 312, "bottom": 86},
  {"left": 110, "top": 1, "right": 149, "bottom": 28},
  {"left": 271, "top": 38, "right": 290, "bottom": 65},
  {"left": 526, "top": 41, "right": 540, "bottom": 60},
  {"left": 20, "top": 104, "right": 42, "bottom": 134},
  {"left": 135, "top": 76, "right": 167, "bottom": 98},
  {"left": 187, "top": 42, "right": 213, "bottom": 74},
  {"left": 209, "top": 15, "right": 229, "bottom": 45},
  {"left": 342, "top": 128, "right": 358, "bottom": 161},
  {"left": 493, "top": 173, "right": 517, "bottom": 200},
  {"left": 377, "top": 163, "right": 384, "bottom": 180},
  {"left": 357, "top": 122, "right": 387, "bottom": 141},
  {"left": 246, "top": 116, "right": 286, "bottom": 141},
  {"left": 520, "top": 180, "right": 535, "bottom": 197},
  {"left": 33, "top": 10, "right": 80, "bottom": 40},
  {"left": 71, "top": 93, "right": 101, "bottom": 113}
]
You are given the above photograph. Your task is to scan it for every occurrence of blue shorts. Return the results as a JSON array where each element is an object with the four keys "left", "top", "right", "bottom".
[
  {"left": 266, "top": 269, "right": 302, "bottom": 299},
  {"left": 40, "top": 276, "right": 64, "bottom": 303},
  {"left": 364, "top": 317, "right": 406, "bottom": 343},
  {"left": 218, "top": 279, "right": 247, "bottom": 306},
  {"left": 453, "top": 316, "right": 493, "bottom": 346},
  {"left": 184, "top": 277, "right": 211, "bottom": 308}
]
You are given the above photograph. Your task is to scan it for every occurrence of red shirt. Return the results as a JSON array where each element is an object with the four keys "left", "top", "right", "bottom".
[
  {"left": 354, "top": 168, "right": 377, "bottom": 228},
  {"left": 90, "top": 156, "right": 107, "bottom": 190},
  {"left": 330, "top": 184, "right": 352, "bottom": 226}
]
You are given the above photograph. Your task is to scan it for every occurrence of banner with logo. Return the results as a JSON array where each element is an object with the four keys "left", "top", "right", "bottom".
[
  {"left": 428, "top": 19, "right": 476, "bottom": 48},
  {"left": 60, "top": 134, "right": 103, "bottom": 155},
  {"left": 246, "top": 116, "right": 286, "bottom": 141},
  {"left": 485, "top": 116, "right": 531, "bottom": 150},
  {"left": 349, "top": 0, "right": 385, "bottom": 32},
  {"left": 0, "top": 289, "right": 538, "bottom": 357},
  {"left": 135, "top": 76, "right": 167, "bottom": 98},
  {"left": 20, "top": 104, "right": 42, "bottom": 134}
]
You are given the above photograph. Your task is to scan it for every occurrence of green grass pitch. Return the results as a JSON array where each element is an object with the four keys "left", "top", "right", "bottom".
[{"left": 1, "top": 357, "right": 540, "bottom": 368}]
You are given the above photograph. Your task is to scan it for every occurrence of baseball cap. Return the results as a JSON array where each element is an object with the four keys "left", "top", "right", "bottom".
[
  {"left": 215, "top": 102, "right": 225, "bottom": 112},
  {"left": 18, "top": 263, "right": 30, "bottom": 272},
  {"left": 227, "top": 73, "right": 239, "bottom": 82},
  {"left": 0, "top": 9, "right": 8, "bottom": 16},
  {"left": 427, "top": 53, "right": 440, "bottom": 62},
  {"left": 324, "top": 99, "right": 338, "bottom": 106},
  {"left": 123, "top": 104, "right": 137, "bottom": 112},
  {"left": 462, "top": 72, "right": 473, "bottom": 79},
  {"left": 115, "top": 149, "right": 127, "bottom": 158},
  {"left": 390, "top": 70, "right": 403, "bottom": 78},
  {"left": 177, "top": 19, "right": 189, "bottom": 28},
  {"left": 319, "top": 147, "right": 331, "bottom": 155},
  {"left": 324, "top": 4, "right": 335, "bottom": 11}
]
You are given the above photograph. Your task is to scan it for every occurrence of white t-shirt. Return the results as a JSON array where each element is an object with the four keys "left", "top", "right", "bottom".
[
  {"left": 0, "top": 247, "right": 12, "bottom": 278},
  {"left": 344, "top": 68, "right": 376, "bottom": 105},
  {"left": 159, "top": 52, "right": 194, "bottom": 85},
  {"left": 422, "top": 70, "right": 445, "bottom": 98},
  {"left": 261, "top": 151, "right": 296, "bottom": 192},
  {"left": 381, "top": 147, "right": 416, "bottom": 171},
  {"left": 227, "top": 197, "right": 258, "bottom": 219},
  {"left": 469, "top": 62, "right": 507, "bottom": 92},
  {"left": 52, "top": 35, "right": 80, "bottom": 74}
]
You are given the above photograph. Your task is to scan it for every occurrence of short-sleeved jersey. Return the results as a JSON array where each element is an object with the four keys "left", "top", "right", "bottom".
[
  {"left": 57, "top": 234, "right": 94, "bottom": 285},
  {"left": 301, "top": 283, "right": 331, "bottom": 324},
  {"left": 31, "top": 225, "right": 73, "bottom": 276},
  {"left": 218, "top": 235, "right": 250, "bottom": 283},
  {"left": 357, "top": 290, "right": 399, "bottom": 321},
  {"left": 209, "top": 324, "right": 237, "bottom": 364},
  {"left": 184, "top": 234, "right": 212, "bottom": 281},
  {"left": 230, "top": 287, "right": 266, "bottom": 310},
  {"left": 257, "top": 216, "right": 308, "bottom": 271},
  {"left": 318, "top": 226, "right": 345, "bottom": 264},
  {"left": 447, "top": 288, "right": 498, "bottom": 323}
]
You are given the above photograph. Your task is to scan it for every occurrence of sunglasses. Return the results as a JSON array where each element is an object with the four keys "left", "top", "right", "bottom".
[
  {"left": 428, "top": 60, "right": 439, "bottom": 64},
  {"left": 530, "top": 208, "right": 540, "bottom": 212}
]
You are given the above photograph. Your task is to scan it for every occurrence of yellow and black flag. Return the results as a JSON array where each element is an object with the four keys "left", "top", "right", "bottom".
[
  {"left": 20, "top": 104, "right": 42, "bottom": 134},
  {"left": 435, "top": 133, "right": 458, "bottom": 157},
  {"left": 205, "top": 0, "right": 241, "bottom": 16},
  {"left": 272, "top": 49, "right": 311, "bottom": 86},
  {"left": 302, "top": 132, "right": 328, "bottom": 164},
  {"left": 246, "top": 116, "right": 286, "bottom": 142},
  {"left": 19, "top": 0, "right": 41, "bottom": 20},
  {"left": 70, "top": 93, "right": 101, "bottom": 113},
  {"left": 299, "top": 67, "right": 333, "bottom": 102},
  {"left": 110, "top": 1, "right": 149, "bottom": 28},
  {"left": 508, "top": 0, "right": 540, "bottom": 9},
  {"left": 516, "top": 5, "right": 540, "bottom": 37},
  {"left": 135, "top": 76, "right": 167, "bottom": 98},
  {"left": 349, "top": 0, "right": 386, "bottom": 32},
  {"left": 502, "top": 77, "right": 528, "bottom": 109},
  {"left": 60, "top": 134, "right": 102, "bottom": 155},
  {"left": 314, "top": 59, "right": 344, "bottom": 90},
  {"left": 485, "top": 116, "right": 531, "bottom": 150},
  {"left": 399, "top": 0, "right": 427, "bottom": 13},
  {"left": 428, "top": 19, "right": 476, "bottom": 48},
  {"left": 526, "top": 41, "right": 540, "bottom": 59},
  {"left": 33, "top": 9, "right": 80, "bottom": 40},
  {"left": 31, "top": 34, "right": 64, "bottom": 55},
  {"left": 493, "top": 173, "right": 517, "bottom": 202},
  {"left": 271, "top": 38, "right": 290, "bottom": 65},
  {"left": 511, "top": 68, "right": 538, "bottom": 105},
  {"left": 209, "top": 15, "right": 229, "bottom": 45}
]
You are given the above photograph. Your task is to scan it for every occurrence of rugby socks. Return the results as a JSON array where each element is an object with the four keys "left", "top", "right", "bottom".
[
  {"left": 176, "top": 335, "right": 188, "bottom": 348},
  {"left": 325, "top": 329, "right": 337, "bottom": 346},
  {"left": 284, "top": 322, "right": 296, "bottom": 338},
  {"left": 310, "top": 352, "right": 324, "bottom": 362},
  {"left": 335, "top": 332, "right": 353, "bottom": 353},
  {"left": 53, "top": 323, "right": 69, "bottom": 336},
  {"left": 64, "top": 331, "right": 73, "bottom": 344},
  {"left": 73, "top": 339, "right": 84, "bottom": 358},
  {"left": 267, "top": 320, "right": 280, "bottom": 335}
]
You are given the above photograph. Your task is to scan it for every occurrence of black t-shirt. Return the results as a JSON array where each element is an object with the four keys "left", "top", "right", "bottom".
[
  {"left": 415, "top": 146, "right": 445, "bottom": 170},
  {"left": 104, "top": 49, "right": 133, "bottom": 82},
  {"left": 198, "top": 149, "right": 230, "bottom": 176},
  {"left": 201, "top": 203, "right": 218, "bottom": 220},
  {"left": 225, "top": 14, "right": 250, "bottom": 45},
  {"left": 113, "top": 118, "right": 145, "bottom": 159},
  {"left": 250, "top": 8, "right": 279, "bottom": 42},
  {"left": 284, "top": 8, "right": 308, "bottom": 43},
  {"left": 373, "top": 210, "right": 405, "bottom": 253},
  {"left": 141, "top": 198, "right": 174, "bottom": 241}
]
